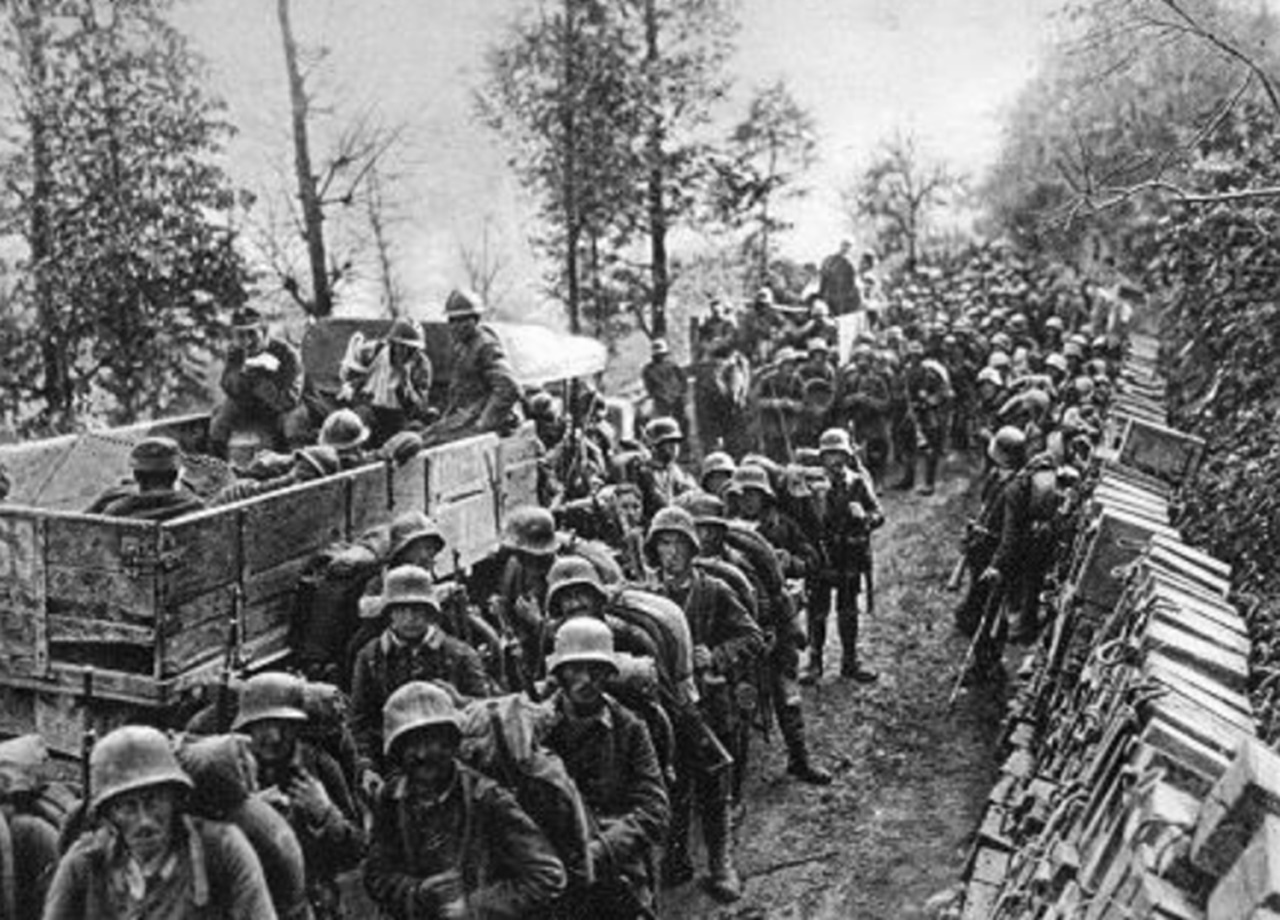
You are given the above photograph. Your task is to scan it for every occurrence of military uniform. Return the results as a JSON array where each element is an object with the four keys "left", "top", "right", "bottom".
[
  {"left": 751, "top": 360, "right": 803, "bottom": 464},
  {"left": 425, "top": 300, "right": 520, "bottom": 442},
  {"left": 210, "top": 338, "right": 303, "bottom": 458},
  {"left": 543, "top": 694, "right": 669, "bottom": 918}
]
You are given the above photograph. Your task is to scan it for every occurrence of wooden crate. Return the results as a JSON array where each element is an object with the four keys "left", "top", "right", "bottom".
[{"left": 1118, "top": 418, "right": 1205, "bottom": 486}]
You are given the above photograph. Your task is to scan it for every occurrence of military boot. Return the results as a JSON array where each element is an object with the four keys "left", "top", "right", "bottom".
[
  {"left": 918, "top": 454, "right": 939, "bottom": 496},
  {"left": 704, "top": 826, "right": 742, "bottom": 902},
  {"left": 786, "top": 737, "right": 833, "bottom": 785}
]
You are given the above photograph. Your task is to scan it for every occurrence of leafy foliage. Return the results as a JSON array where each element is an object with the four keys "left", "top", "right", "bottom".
[
  {"left": 708, "top": 79, "right": 817, "bottom": 287},
  {"left": 0, "top": 0, "right": 250, "bottom": 434}
]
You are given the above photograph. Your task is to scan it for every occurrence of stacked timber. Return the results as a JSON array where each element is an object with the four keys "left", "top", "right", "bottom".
[{"left": 960, "top": 333, "right": 1279, "bottom": 920}]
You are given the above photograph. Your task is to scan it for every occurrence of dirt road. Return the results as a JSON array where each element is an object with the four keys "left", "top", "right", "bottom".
[{"left": 665, "top": 459, "right": 1004, "bottom": 920}]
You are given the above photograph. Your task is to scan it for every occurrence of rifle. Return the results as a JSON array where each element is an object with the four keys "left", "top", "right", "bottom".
[
  {"left": 946, "top": 588, "right": 1001, "bottom": 713},
  {"left": 81, "top": 669, "right": 96, "bottom": 801},
  {"left": 945, "top": 556, "right": 967, "bottom": 593},
  {"left": 215, "top": 605, "right": 241, "bottom": 733},
  {"left": 656, "top": 682, "right": 734, "bottom": 778}
]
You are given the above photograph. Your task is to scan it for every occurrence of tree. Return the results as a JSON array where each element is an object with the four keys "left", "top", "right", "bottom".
[
  {"left": 479, "top": 0, "right": 642, "bottom": 334},
  {"left": 458, "top": 215, "right": 512, "bottom": 313},
  {"left": 845, "top": 131, "right": 962, "bottom": 270},
  {"left": 0, "top": 0, "right": 251, "bottom": 433},
  {"left": 479, "top": 0, "right": 738, "bottom": 338},
  {"left": 709, "top": 80, "right": 818, "bottom": 287},
  {"left": 271, "top": 0, "right": 409, "bottom": 317}
]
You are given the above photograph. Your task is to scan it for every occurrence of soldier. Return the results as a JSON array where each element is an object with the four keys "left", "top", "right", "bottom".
[
  {"left": 636, "top": 417, "right": 697, "bottom": 519},
  {"left": 493, "top": 505, "right": 563, "bottom": 686},
  {"left": 44, "top": 725, "right": 276, "bottom": 919},
  {"left": 804, "top": 429, "right": 883, "bottom": 685},
  {"left": 699, "top": 451, "right": 737, "bottom": 497},
  {"left": 818, "top": 239, "right": 861, "bottom": 317},
  {"left": 209, "top": 306, "right": 303, "bottom": 459},
  {"left": 542, "top": 619, "right": 670, "bottom": 918},
  {"left": 211, "top": 445, "right": 340, "bottom": 507},
  {"left": 423, "top": 289, "right": 521, "bottom": 443},
  {"left": 729, "top": 465, "right": 821, "bottom": 591},
  {"left": 695, "top": 297, "right": 738, "bottom": 361},
  {"left": 837, "top": 345, "right": 893, "bottom": 482},
  {"left": 0, "top": 735, "right": 66, "bottom": 919},
  {"left": 86, "top": 437, "right": 206, "bottom": 522},
  {"left": 682, "top": 493, "right": 831, "bottom": 786},
  {"left": 349, "top": 566, "right": 490, "bottom": 799},
  {"left": 900, "top": 340, "right": 953, "bottom": 495},
  {"left": 363, "top": 682, "right": 566, "bottom": 919},
  {"left": 234, "top": 673, "right": 365, "bottom": 919},
  {"left": 336, "top": 317, "right": 435, "bottom": 446},
  {"left": 316, "top": 409, "right": 374, "bottom": 471},
  {"left": 646, "top": 508, "right": 763, "bottom": 902},
  {"left": 642, "top": 339, "right": 689, "bottom": 439},
  {"left": 736, "top": 288, "right": 784, "bottom": 366},
  {"left": 954, "top": 426, "right": 1029, "bottom": 684},
  {"left": 751, "top": 346, "right": 804, "bottom": 464}
]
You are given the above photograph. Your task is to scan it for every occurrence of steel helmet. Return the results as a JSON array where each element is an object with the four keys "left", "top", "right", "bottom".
[
  {"left": 645, "top": 506, "right": 701, "bottom": 557},
  {"left": 1073, "top": 376, "right": 1096, "bottom": 400},
  {"left": 388, "top": 511, "right": 446, "bottom": 562},
  {"left": 547, "top": 617, "right": 618, "bottom": 675},
  {"left": 990, "top": 332, "right": 1013, "bottom": 352},
  {"left": 988, "top": 350, "right": 1011, "bottom": 370},
  {"left": 1045, "top": 353, "right": 1069, "bottom": 375},
  {"left": 233, "top": 672, "right": 307, "bottom": 732},
  {"left": 382, "top": 682, "right": 462, "bottom": 757},
  {"left": 90, "top": 725, "right": 193, "bottom": 816},
  {"left": 1021, "top": 388, "right": 1051, "bottom": 418},
  {"left": 987, "top": 426, "right": 1028, "bottom": 469},
  {"left": 1009, "top": 313, "right": 1029, "bottom": 331},
  {"left": 379, "top": 564, "right": 441, "bottom": 613},
  {"left": 976, "top": 366, "right": 1003, "bottom": 388},
  {"left": 387, "top": 317, "right": 425, "bottom": 349},
  {"left": 904, "top": 340, "right": 925, "bottom": 357},
  {"left": 806, "top": 337, "right": 829, "bottom": 354},
  {"left": 444, "top": 288, "right": 483, "bottom": 321},
  {"left": 651, "top": 338, "right": 670, "bottom": 356},
  {"left": 320, "top": 409, "right": 370, "bottom": 451},
  {"left": 728, "top": 464, "right": 775, "bottom": 499},
  {"left": 700, "top": 451, "right": 736, "bottom": 481},
  {"left": 546, "top": 555, "right": 607, "bottom": 613},
  {"left": 1044, "top": 316, "right": 1065, "bottom": 332},
  {"left": 753, "top": 287, "right": 775, "bottom": 306},
  {"left": 294, "top": 445, "right": 341, "bottom": 480},
  {"left": 818, "top": 428, "right": 854, "bottom": 456},
  {"left": 676, "top": 491, "right": 729, "bottom": 528},
  {"left": 810, "top": 300, "right": 830, "bottom": 319},
  {"left": 502, "top": 505, "right": 561, "bottom": 556},
  {"left": 773, "top": 346, "right": 802, "bottom": 365},
  {"left": 644, "top": 416, "right": 684, "bottom": 445},
  {"left": 1063, "top": 341, "right": 1084, "bottom": 360}
]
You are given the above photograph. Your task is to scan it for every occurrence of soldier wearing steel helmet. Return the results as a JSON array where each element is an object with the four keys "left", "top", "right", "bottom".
[
  {"left": 349, "top": 566, "right": 490, "bottom": 799},
  {"left": 421, "top": 289, "right": 521, "bottom": 444},
  {"left": 804, "top": 429, "right": 884, "bottom": 686},
  {"left": 750, "top": 346, "right": 805, "bottom": 464},
  {"left": 645, "top": 507, "right": 762, "bottom": 902},
  {"left": 209, "top": 305, "right": 303, "bottom": 459},
  {"left": 336, "top": 317, "right": 435, "bottom": 446},
  {"left": 541, "top": 618, "right": 669, "bottom": 919},
  {"left": 641, "top": 338, "right": 689, "bottom": 440},
  {"left": 954, "top": 426, "right": 1030, "bottom": 683},
  {"left": 363, "top": 682, "right": 566, "bottom": 920},
  {"left": 636, "top": 417, "right": 697, "bottom": 519},
  {"left": 837, "top": 345, "right": 893, "bottom": 482},
  {"left": 235, "top": 673, "right": 364, "bottom": 920},
  {"left": 44, "top": 725, "right": 276, "bottom": 920}
]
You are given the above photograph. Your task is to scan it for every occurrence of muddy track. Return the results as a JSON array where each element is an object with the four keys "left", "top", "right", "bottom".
[{"left": 664, "top": 457, "right": 1005, "bottom": 920}]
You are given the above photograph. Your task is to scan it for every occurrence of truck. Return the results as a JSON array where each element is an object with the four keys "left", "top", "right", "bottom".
[{"left": 0, "top": 317, "right": 608, "bottom": 766}]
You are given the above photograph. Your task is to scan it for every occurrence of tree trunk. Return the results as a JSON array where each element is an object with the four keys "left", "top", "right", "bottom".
[
  {"left": 644, "top": 0, "right": 668, "bottom": 339},
  {"left": 562, "top": 0, "right": 581, "bottom": 333},
  {"left": 277, "top": 0, "right": 332, "bottom": 317},
  {"left": 15, "top": 0, "right": 71, "bottom": 429}
]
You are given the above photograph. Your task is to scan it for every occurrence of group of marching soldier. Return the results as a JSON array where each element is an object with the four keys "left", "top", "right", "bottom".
[{"left": 3, "top": 241, "right": 1131, "bottom": 919}]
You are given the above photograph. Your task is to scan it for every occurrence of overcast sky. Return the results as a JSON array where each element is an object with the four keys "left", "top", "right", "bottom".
[{"left": 175, "top": 0, "right": 1064, "bottom": 318}]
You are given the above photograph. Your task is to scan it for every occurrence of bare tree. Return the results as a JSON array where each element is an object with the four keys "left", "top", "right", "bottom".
[
  {"left": 458, "top": 215, "right": 511, "bottom": 311},
  {"left": 844, "top": 132, "right": 962, "bottom": 270}
]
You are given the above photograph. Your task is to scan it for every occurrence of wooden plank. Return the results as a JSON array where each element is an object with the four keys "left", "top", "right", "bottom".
[
  {"left": 502, "top": 460, "right": 540, "bottom": 516},
  {"left": 45, "top": 566, "right": 156, "bottom": 627},
  {"left": 435, "top": 489, "right": 500, "bottom": 570},
  {"left": 160, "top": 507, "right": 240, "bottom": 603},
  {"left": 242, "top": 476, "right": 348, "bottom": 575},
  {"left": 244, "top": 556, "right": 310, "bottom": 608},
  {"left": 390, "top": 452, "right": 428, "bottom": 513},
  {"left": 349, "top": 462, "right": 392, "bottom": 537},
  {"left": 1194, "top": 738, "right": 1280, "bottom": 878},
  {"left": 1207, "top": 813, "right": 1280, "bottom": 920},
  {"left": 43, "top": 512, "right": 156, "bottom": 570},
  {"left": 161, "top": 611, "right": 230, "bottom": 676},
  {"left": 0, "top": 512, "right": 45, "bottom": 674},
  {"left": 428, "top": 433, "right": 499, "bottom": 499},
  {"left": 1119, "top": 417, "right": 1204, "bottom": 486},
  {"left": 46, "top": 615, "right": 153, "bottom": 647}
]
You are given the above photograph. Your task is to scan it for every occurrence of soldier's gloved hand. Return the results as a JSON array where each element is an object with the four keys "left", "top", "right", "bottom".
[
  {"left": 417, "top": 870, "right": 466, "bottom": 920},
  {"left": 360, "top": 768, "right": 384, "bottom": 802},
  {"left": 692, "top": 644, "right": 713, "bottom": 672},
  {"left": 288, "top": 772, "right": 334, "bottom": 825}
]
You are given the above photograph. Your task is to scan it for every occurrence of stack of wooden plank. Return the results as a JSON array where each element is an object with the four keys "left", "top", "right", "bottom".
[{"left": 960, "top": 333, "right": 1272, "bottom": 920}]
